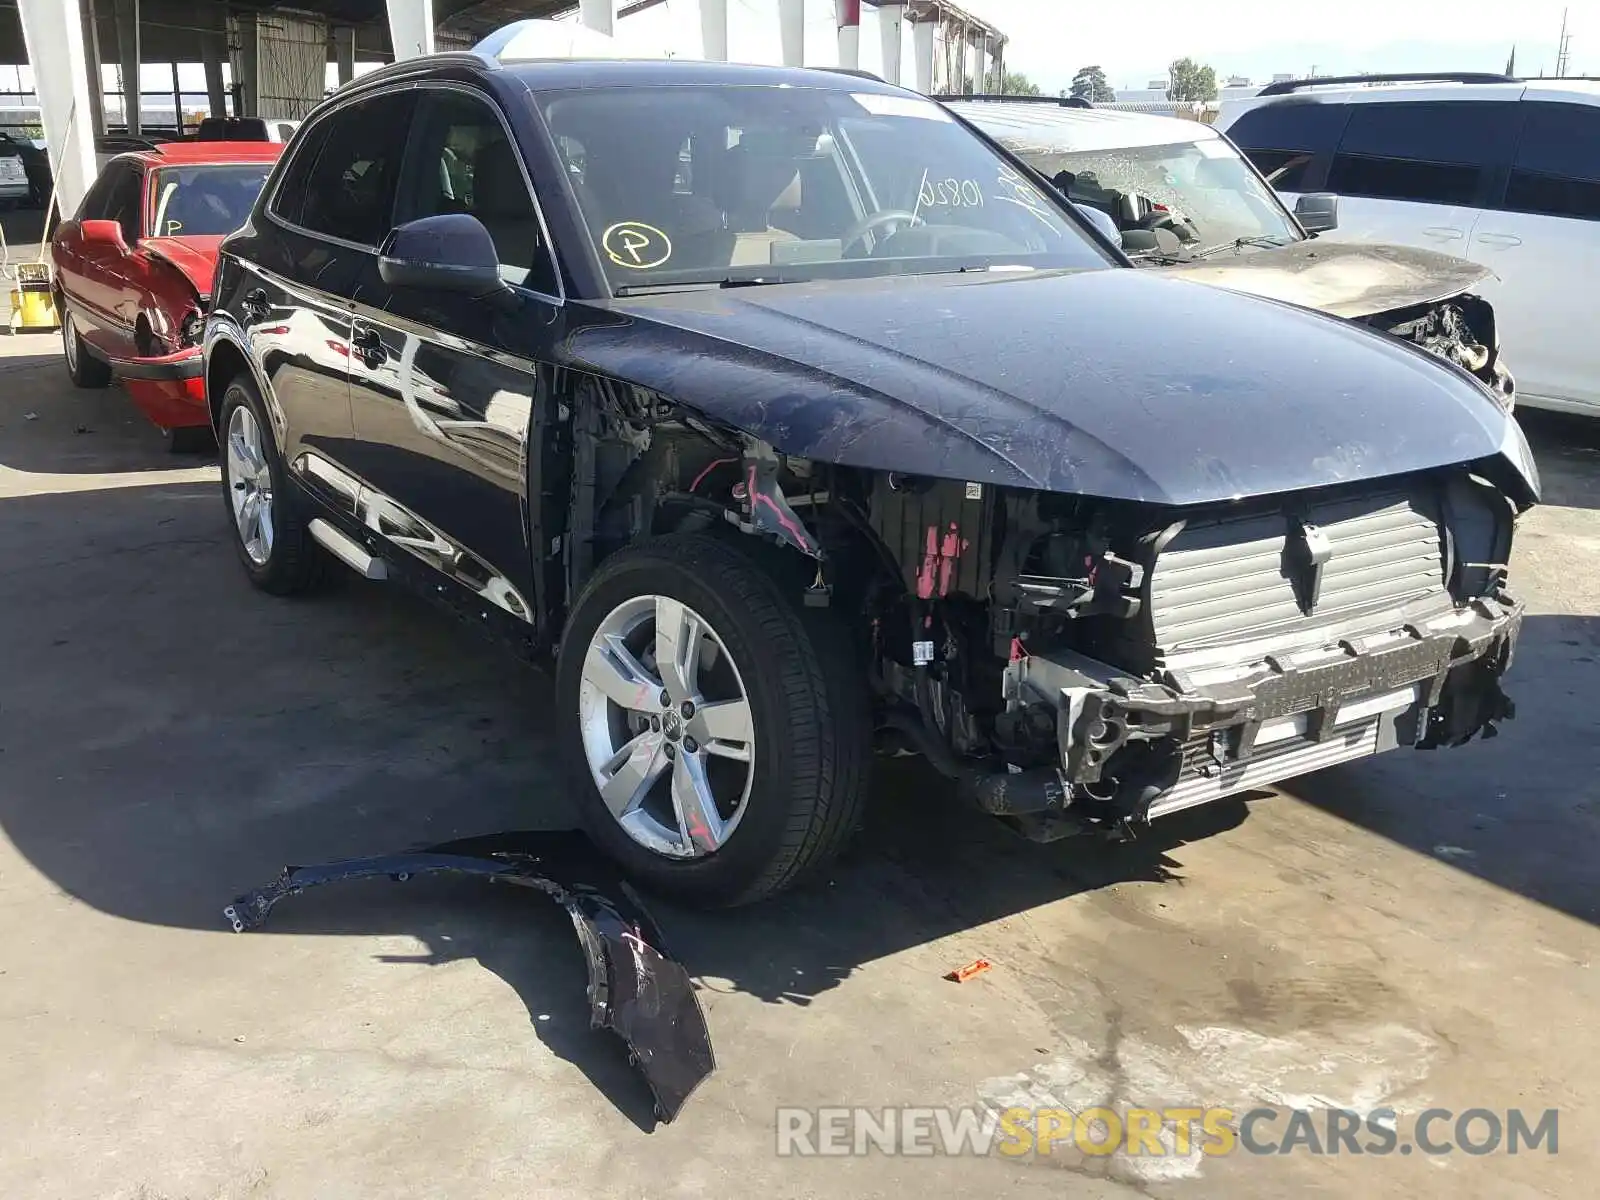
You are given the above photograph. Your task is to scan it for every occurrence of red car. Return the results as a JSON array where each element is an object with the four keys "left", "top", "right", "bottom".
[{"left": 51, "top": 141, "right": 282, "bottom": 450}]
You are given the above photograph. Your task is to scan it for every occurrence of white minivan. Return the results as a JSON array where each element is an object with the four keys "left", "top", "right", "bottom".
[{"left": 1218, "top": 74, "right": 1600, "bottom": 416}]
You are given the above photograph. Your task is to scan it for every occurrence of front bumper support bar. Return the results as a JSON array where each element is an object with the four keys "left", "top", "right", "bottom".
[{"left": 1009, "top": 594, "right": 1522, "bottom": 824}]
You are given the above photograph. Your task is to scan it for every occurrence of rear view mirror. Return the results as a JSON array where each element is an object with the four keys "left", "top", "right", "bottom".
[
  {"left": 378, "top": 214, "right": 508, "bottom": 297},
  {"left": 80, "top": 219, "right": 127, "bottom": 251},
  {"left": 1294, "top": 192, "right": 1339, "bottom": 234}
]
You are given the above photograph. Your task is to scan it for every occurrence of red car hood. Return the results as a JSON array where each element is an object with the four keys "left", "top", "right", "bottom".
[{"left": 141, "top": 236, "right": 223, "bottom": 298}]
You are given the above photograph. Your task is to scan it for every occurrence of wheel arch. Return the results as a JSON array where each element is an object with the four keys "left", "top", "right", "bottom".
[{"left": 204, "top": 334, "right": 254, "bottom": 436}]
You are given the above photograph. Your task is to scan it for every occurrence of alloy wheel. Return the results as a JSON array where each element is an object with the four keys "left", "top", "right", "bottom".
[
  {"left": 225, "top": 403, "right": 275, "bottom": 566},
  {"left": 577, "top": 594, "right": 756, "bottom": 858}
]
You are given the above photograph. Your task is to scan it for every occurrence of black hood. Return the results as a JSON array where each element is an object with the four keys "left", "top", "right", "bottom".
[
  {"left": 568, "top": 267, "right": 1533, "bottom": 507},
  {"left": 1164, "top": 240, "right": 1496, "bottom": 320}
]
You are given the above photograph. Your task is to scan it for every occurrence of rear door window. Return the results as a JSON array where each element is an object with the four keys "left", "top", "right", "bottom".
[
  {"left": 1326, "top": 100, "right": 1519, "bottom": 206},
  {"left": 1225, "top": 100, "right": 1349, "bottom": 190},
  {"left": 1504, "top": 102, "right": 1600, "bottom": 221}
]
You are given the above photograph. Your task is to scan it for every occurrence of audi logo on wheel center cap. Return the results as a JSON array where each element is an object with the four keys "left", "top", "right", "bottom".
[{"left": 662, "top": 710, "right": 683, "bottom": 740}]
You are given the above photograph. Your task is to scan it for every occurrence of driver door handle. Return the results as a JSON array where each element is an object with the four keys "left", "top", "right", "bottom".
[
  {"left": 1475, "top": 232, "right": 1523, "bottom": 248},
  {"left": 352, "top": 324, "right": 386, "bottom": 367},
  {"left": 1422, "top": 226, "right": 1464, "bottom": 241}
]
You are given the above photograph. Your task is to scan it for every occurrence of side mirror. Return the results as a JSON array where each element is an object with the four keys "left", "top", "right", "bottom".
[
  {"left": 1119, "top": 229, "right": 1160, "bottom": 253},
  {"left": 80, "top": 218, "right": 128, "bottom": 251},
  {"left": 1294, "top": 192, "right": 1339, "bottom": 234},
  {"left": 378, "top": 213, "right": 507, "bottom": 297},
  {"left": 1072, "top": 202, "right": 1121, "bottom": 247}
]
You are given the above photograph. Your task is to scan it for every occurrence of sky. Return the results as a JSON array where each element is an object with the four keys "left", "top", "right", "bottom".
[
  {"left": 602, "top": 0, "right": 1590, "bottom": 96},
  {"left": 0, "top": 0, "right": 1589, "bottom": 103},
  {"left": 959, "top": 0, "right": 1591, "bottom": 94}
]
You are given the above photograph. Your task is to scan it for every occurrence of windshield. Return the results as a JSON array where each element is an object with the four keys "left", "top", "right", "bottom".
[
  {"left": 1010, "top": 137, "right": 1301, "bottom": 259},
  {"left": 534, "top": 85, "right": 1108, "bottom": 289},
  {"left": 149, "top": 163, "right": 272, "bottom": 237}
]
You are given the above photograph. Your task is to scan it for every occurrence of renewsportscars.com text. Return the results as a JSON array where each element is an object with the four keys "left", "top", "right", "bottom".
[{"left": 775, "top": 1105, "right": 1559, "bottom": 1159}]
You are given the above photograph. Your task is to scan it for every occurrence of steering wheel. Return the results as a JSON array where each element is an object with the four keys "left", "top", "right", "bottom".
[{"left": 841, "top": 209, "right": 922, "bottom": 256}]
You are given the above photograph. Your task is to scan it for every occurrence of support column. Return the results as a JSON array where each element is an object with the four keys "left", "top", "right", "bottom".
[
  {"left": 836, "top": 0, "right": 860, "bottom": 70},
  {"left": 578, "top": 0, "right": 612, "bottom": 37},
  {"left": 967, "top": 30, "right": 983, "bottom": 94},
  {"left": 878, "top": 1, "right": 904, "bottom": 85},
  {"left": 700, "top": 0, "right": 727, "bottom": 61},
  {"left": 82, "top": 0, "right": 106, "bottom": 138},
  {"left": 777, "top": 0, "right": 804, "bottom": 66},
  {"left": 17, "top": 0, "right": 97, "bottom": 216},
  {"left": 202, "top": 32, "right": 227, "bottom": 116},
  {"left": 911, "top": 18, "right": 934, "bottom": 94},
  {"left": 237, "top": 9, "right": 259, "bottom": 116},
  {"left": 334, "top": 25, "right": 357, "bottom": 85},
  {"left": 386, "top": 0, "right": 436, "bottom": 61},
  {"left": 115, "top": 0, "right": 140, "bottom": 134}
]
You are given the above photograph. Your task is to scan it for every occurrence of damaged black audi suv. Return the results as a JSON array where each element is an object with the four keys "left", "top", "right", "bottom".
[{"left": 203, "top": 40, "right": 1538, "bottom": 905}]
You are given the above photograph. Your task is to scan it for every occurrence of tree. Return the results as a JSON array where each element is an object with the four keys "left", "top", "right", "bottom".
[
  {"left": 1002, "top": 70, "right": 1042, "bottom": 96},
  {"left": 1167, "top": 58, "right": 1218, "bottom": 102},
  {"left": 961, "top": 70, "right": 1039, "bottom": 96},
  {"left": 1069, "top": 65, "right": 1115, "bottom": 103}
]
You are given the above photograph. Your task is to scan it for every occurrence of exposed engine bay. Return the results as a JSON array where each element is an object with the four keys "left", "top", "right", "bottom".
[
  {"left": 1367, "top": 294, "right": 1517, "bottom": 408},
  {"left": 569, "top": 392, "right": 1527, "bottom": 844}
]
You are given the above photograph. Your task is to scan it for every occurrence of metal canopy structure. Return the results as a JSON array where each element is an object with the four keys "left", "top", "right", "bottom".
[{"left": 2, "top": 0, "right": 1010, "bottom": 215}]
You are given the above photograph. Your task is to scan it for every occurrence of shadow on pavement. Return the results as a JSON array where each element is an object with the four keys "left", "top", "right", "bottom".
[
  {"left": 1519, "top": 408, "right": 1600, "bottom": 511},
  {"left": 0, "top": 461, "right": 1594, "bottom": 1124},
  {"left": 1292, "top": 610, "right": 1600, "bottom": 925},
  {"left": 0, "top": 346, "right": 214, "bottom": 474}
]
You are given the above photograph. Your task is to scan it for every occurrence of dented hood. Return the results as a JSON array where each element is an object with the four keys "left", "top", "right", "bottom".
[
  {"left": 141, "top": 235, "right": 223, "bottom": 298},
  {"left": 1161, "top": 240, "right": 1496, "bottom": 320},
  {"left": 580, "top": 267, "right": 1527, "bottom": 507}
]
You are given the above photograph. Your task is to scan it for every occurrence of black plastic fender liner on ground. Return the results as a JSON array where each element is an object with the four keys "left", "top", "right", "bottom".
[{"left": 223, "top": 831, "right": 715, "bottom": 1123}]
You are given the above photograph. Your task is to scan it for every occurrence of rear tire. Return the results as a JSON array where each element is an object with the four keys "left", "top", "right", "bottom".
[
  {"left": 555, "top": 534, "right": 869, "bottom": 906},
  {"left": 62, "top": 312, "right": 111, "bottom": 388},
  {"left": 217, "top": 373, "right": 328, "bottom": 596}
]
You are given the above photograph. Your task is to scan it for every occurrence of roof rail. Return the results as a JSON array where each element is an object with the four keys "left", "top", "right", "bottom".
[
  {"left": 934, "top": 93, "right": 1093, "bottom": 108},
  {"left": 817, "top": 66, "right": 886, "bottom": 82},
  {"left": 1256, "top": 71, "right": 1515, "bottom": 96}
]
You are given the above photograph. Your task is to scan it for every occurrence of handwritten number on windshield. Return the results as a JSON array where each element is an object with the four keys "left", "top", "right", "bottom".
[
  {"left": 993, "top": 166, "right": 1058, "bottom": 231},
  {"left": 917, "top": 177, "right": 985, "bottom": 209}
]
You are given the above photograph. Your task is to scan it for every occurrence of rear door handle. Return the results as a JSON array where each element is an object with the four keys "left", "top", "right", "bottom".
[
  {"left": 1474, "top": 232, "right": 1523, "bottom": 248},
  {"left": 242, "top": 288, "right": 269, "bottom": 319},
  {"left": 1422, "top": 226, "right": 1464, "bottom": 241}
]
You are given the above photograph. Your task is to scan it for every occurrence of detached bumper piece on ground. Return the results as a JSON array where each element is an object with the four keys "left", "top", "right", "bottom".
[{"left": 223, "top": 831, "right": 715, "bottom": 1123}]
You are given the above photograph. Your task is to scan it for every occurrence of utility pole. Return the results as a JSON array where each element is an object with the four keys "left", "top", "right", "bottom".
[{"left": 1555, "top": 8, "right": 1572, "bottom": 78}]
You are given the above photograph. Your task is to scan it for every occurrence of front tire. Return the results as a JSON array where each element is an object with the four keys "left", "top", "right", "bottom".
[
  {"left": 556, "top": 534, "right": 868, "bottom": 906},
  {"left": 217, "top": 374, "right": 327, "bottom": 595},
  {"left": 62, "top": 311, "right": 111, "bottom": 388}
]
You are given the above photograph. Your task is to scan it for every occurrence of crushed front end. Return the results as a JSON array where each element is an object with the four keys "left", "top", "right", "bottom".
[
  {"left": 1365, "top": 294, "right": 1517, "bottom": 412},
  {"left": 854, "top": 468, "right": 1522, "bottom": 838}
]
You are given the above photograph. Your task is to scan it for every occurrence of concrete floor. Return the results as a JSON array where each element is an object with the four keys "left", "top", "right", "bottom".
[{"left": 1, "top": 228, "right": 1597, "bottom": 1198}]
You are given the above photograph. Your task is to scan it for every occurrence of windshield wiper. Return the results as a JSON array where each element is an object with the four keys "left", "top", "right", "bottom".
[
  {"left": 1188, "top": 235, "right": 1296, "bottom": 260},
  {"left": 613, "top": 276, "right": 795, "bottom": 296}
]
